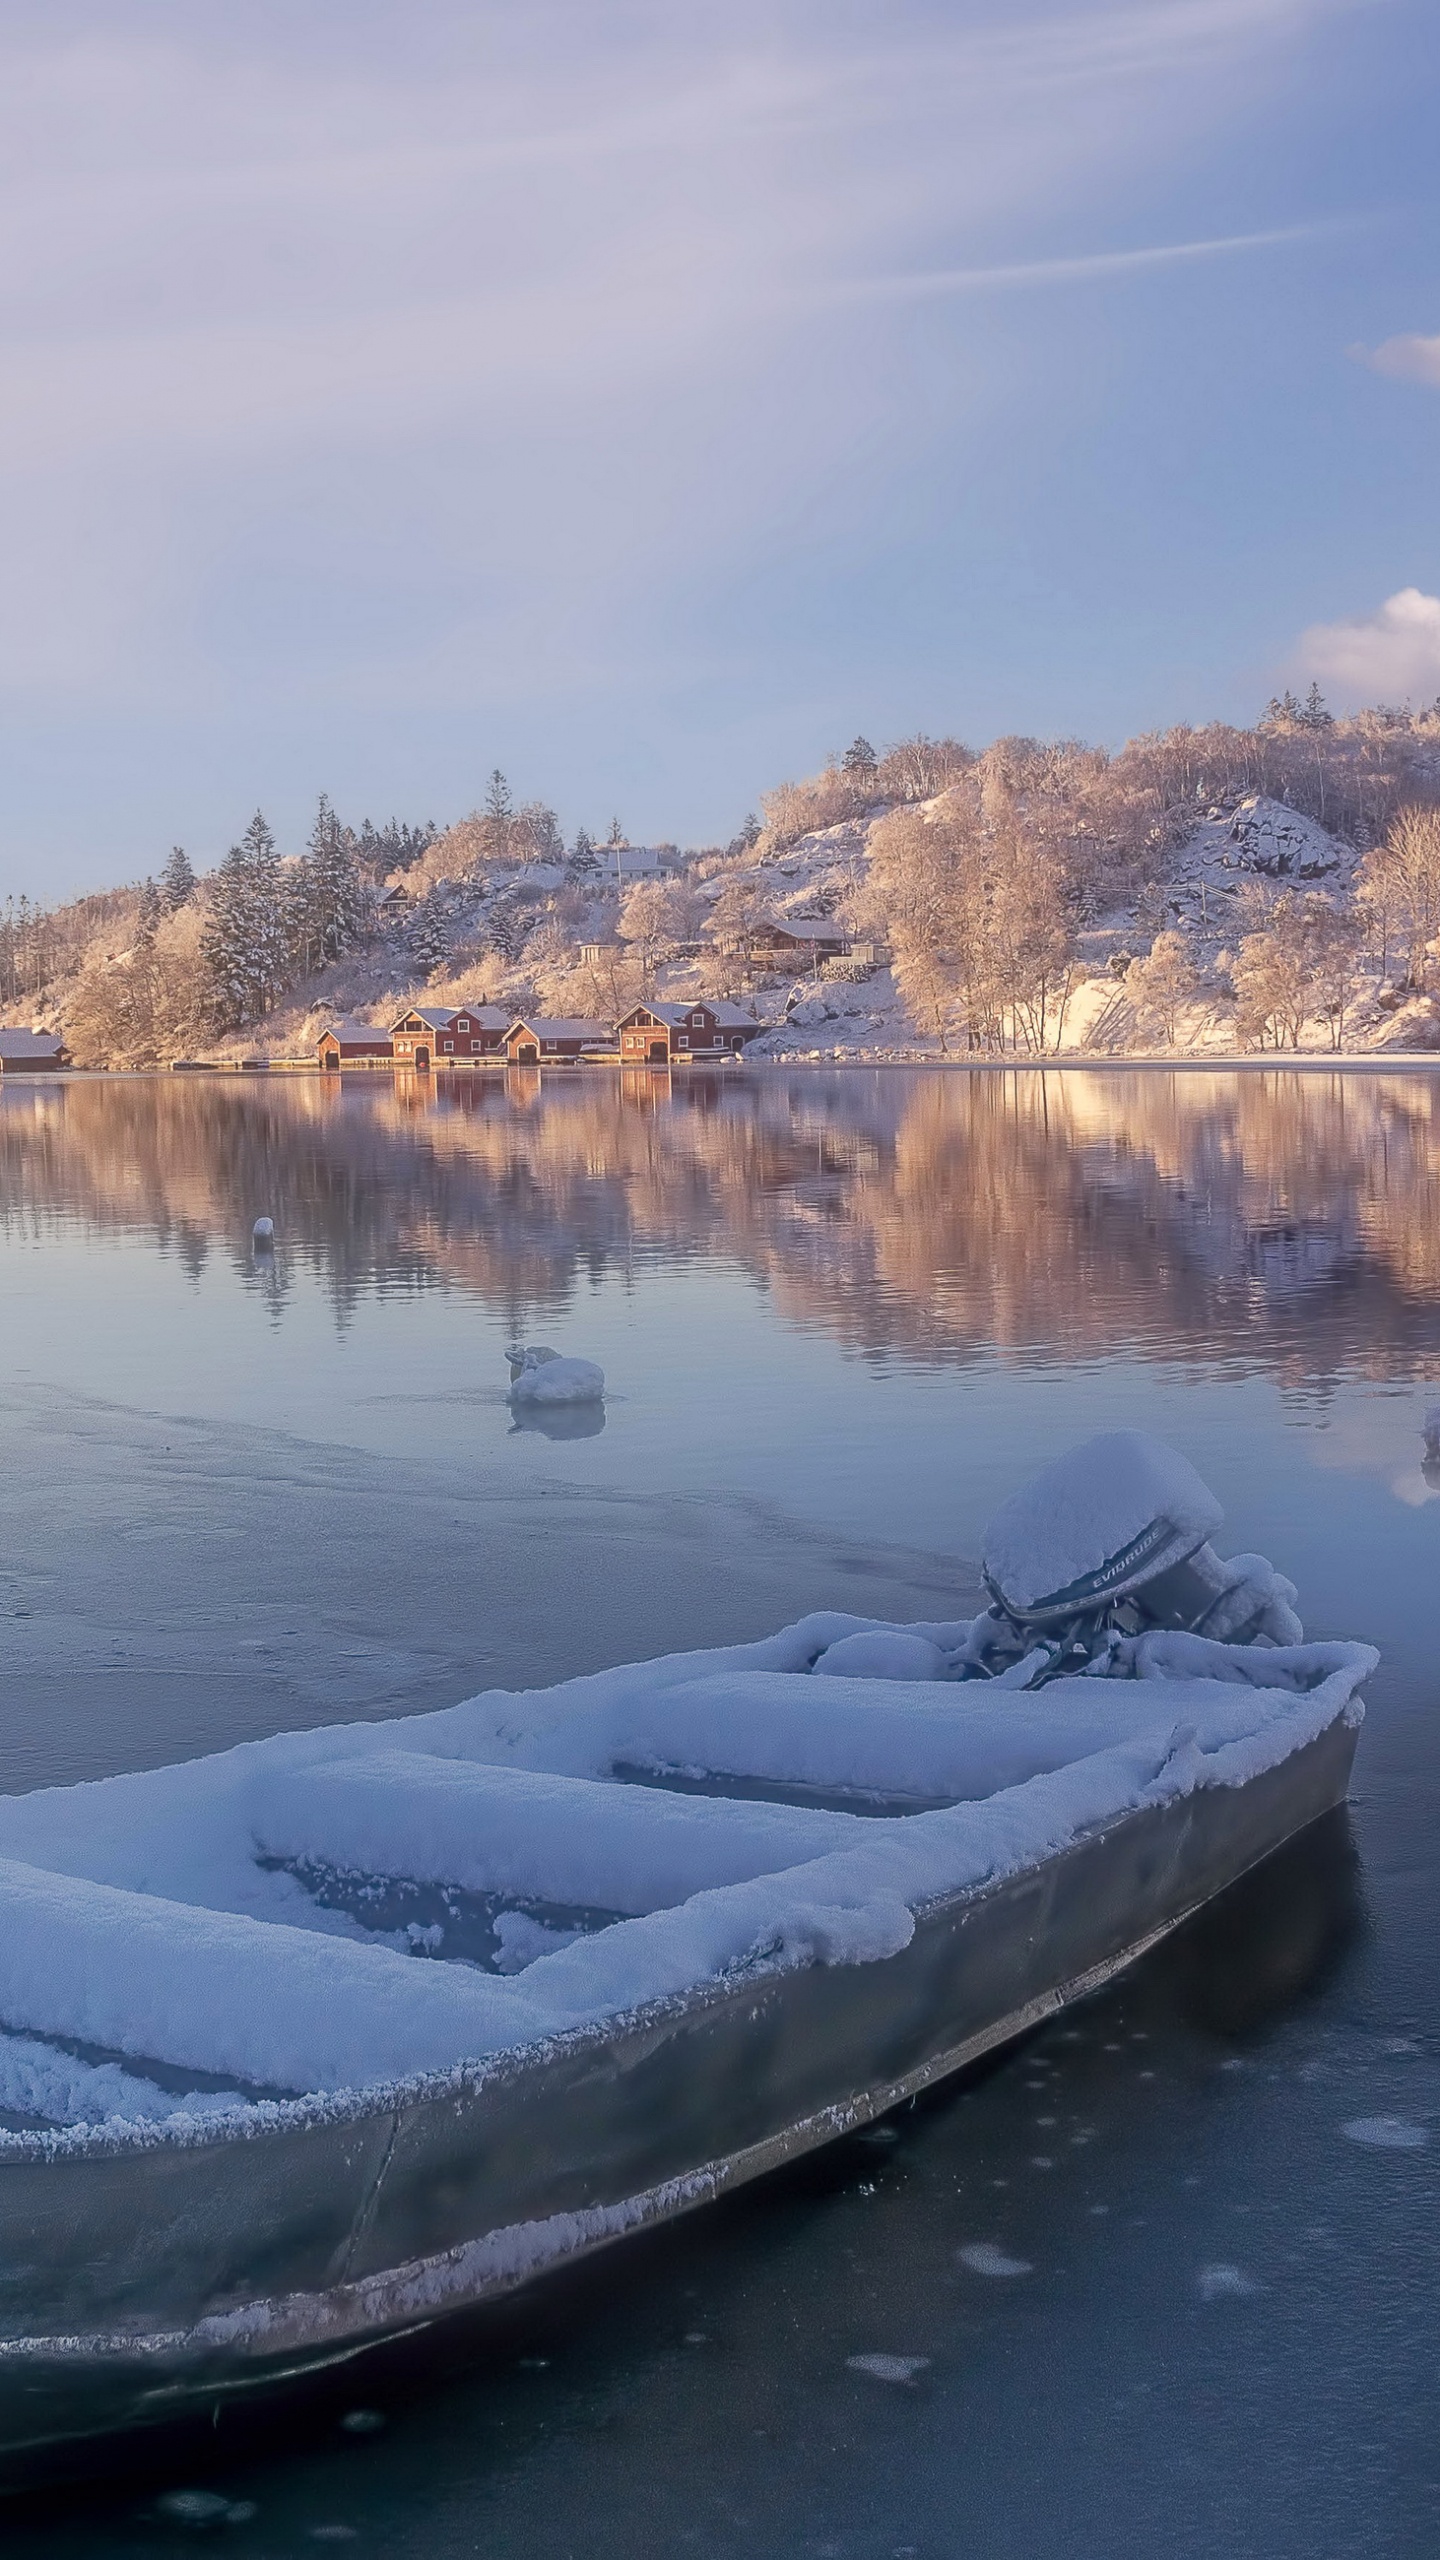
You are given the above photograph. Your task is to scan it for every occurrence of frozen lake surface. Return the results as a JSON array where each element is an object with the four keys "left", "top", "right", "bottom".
[{"left": 2, "top": 1065, "right": 1438, "bottom": 2556}]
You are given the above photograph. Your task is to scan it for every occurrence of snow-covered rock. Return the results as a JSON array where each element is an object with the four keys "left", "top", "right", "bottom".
[{"left": 508, "top": 1347, "right": 606, "bottom": 1406}]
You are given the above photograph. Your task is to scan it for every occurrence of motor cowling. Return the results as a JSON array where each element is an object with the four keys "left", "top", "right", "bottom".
[{"left": 978, "top": 1431, "right": 1300, "bottom": 1662}]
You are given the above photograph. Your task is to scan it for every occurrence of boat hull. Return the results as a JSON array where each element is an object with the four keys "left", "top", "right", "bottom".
[{"left": 0, "top": 1712, "right": 1357, "bottom": 2465}]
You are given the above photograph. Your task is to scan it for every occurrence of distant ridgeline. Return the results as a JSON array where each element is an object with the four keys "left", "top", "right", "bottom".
[{"left": 9, "top": 703, "right": 1440, "bottom": 1069}]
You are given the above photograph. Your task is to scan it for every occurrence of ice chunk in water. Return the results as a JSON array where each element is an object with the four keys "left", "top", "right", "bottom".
[
  {"left": 1342, "top": 2116, "right": 1428, "bottom": 2149},
  {"left": 1197, "top": 2264, "right": 1262, "bottom": 2300},
  {"left": 846, "top": 2354, "right": 931, "bottom": 2384},
  {"left": 956, "top": 2242, "right": 1032, "bottom": 2277}
]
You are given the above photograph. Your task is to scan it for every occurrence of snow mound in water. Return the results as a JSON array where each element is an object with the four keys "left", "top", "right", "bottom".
[{"left": 508, "top": 1348, "right": 605, "bottom": 1405}]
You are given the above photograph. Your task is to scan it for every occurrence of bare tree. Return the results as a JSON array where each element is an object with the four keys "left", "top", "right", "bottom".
[
  {"left": 1232, "top": 897, "right": 1315, "bottom": 1050},
  {"left": 705, "top": 873, "right": 774, "bottom": 965},
  {"left": 1356, "top": 805, "right": 1440, "bottom": 988},
  {"left": 618, "top": 880, "right": 681, "bottom": 991},
  {"left": 1125, "top": 930, "right": 1199, "bottom": 1046},
  {"left": 1298, "top": 893, "right": 1363, "bottom": 1049}
]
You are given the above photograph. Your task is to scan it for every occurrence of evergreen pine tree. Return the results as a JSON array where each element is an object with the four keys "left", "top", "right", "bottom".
[
  {"left": 842, "top": 736, "right": 878, "bottom": 777},
  {"left": 479, "top": 770, "right": 515, "bottom": 866},
  {"left": 301, "top": 794, "right": 369, "bottom": 969},
  {"left": 200, "top": 813, "right": 286, "bottom": 1027},
  {"left": 408, "top": 890, "right": 450, "bottom": 975},
  {"left": 134, "top": 878, "right": 162, "bottom": 950},
  {"left": 160, "top": 846, "right": 195, "bottom": 909}
]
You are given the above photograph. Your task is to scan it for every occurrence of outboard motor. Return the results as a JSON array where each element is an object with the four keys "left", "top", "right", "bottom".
[{"left": 966, "top": 1431, "right": 1301, "bottom": 1683}]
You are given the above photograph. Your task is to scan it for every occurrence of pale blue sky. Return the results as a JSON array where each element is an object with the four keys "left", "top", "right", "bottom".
[{"left": 0, "top": 0, "right": 1436, "bottom": 899}]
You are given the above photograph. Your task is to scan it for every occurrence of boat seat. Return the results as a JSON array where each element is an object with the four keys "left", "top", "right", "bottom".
[
  {"left": 248, "top": 1751, "right": 867, "bottom": 1916},
  {"left": 0, "top": 1855, "right": 531, "bottom": 2096},
  {"left": 593, "top": 1671, "right": 1184, "bottom": 1806}
]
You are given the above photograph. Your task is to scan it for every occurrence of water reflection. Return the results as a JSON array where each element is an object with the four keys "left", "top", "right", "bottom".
[
  {"left": 508, "top": 1404, "right": 608, "bottom": 1441},
  {"left": 1155, "top": 1806, "right": 1365, "bottom": 2037},
  {"left": 4, "top": 1067, "right": 1440, "bottom": 1383}
]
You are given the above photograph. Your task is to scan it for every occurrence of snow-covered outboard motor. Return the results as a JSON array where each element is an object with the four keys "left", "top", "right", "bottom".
[{"left": 963, "top": 1431, "right": 1301, "bottom": 1684}]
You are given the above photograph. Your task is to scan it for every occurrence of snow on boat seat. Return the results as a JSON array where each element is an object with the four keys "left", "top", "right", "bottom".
[
  {"left": 248, "top": 1752, "right": 868, "bottom": 1914},
  {"left": 0, "top": 1857, "right": 537, "bottom": 2096},
  {"left": 589, "top": 1672, "right": 1205, "bottom": 1807}
]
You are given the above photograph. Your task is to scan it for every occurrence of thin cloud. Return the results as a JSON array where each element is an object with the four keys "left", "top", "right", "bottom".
[
  {"left": 1352, "top": 332, "right": 1440, "bottom": 389},
  {"left": 1299, "top": 588, "right": 1440, "bottom": 705},
  {"left": 836, "top": 221, "right": 1338, "bottom": 305}
]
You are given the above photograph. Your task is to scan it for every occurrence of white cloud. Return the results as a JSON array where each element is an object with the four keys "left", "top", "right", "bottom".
[
  {"left": 1299, "top": 588, "right": 1440, "bottom": 706},
  {"left": 1352, "top": 333, "right": 1440, "bottom": 389},
  {"left": 836, "top": 221, "right": 1334, "bottom": 307}
]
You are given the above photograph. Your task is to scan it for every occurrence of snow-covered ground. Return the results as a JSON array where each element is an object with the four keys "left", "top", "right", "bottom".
[{"left": 25, "top": 789, "right": 1438, "bottom": 1068}]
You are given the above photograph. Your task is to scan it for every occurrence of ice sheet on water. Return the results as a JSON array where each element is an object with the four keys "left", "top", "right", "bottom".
[
  {"left": 846, "top": 2354, "right": 931, "bottom": 2384},
  {"left": 957, "top": 2242, "right": 1032, "bottom": 2277},
  {"left": 1341, "top": 2116, "right": 1429, "bottom": 2149},
  {"left": 1197, "top": 2264, "right": 1262, "bottom": 2300}
]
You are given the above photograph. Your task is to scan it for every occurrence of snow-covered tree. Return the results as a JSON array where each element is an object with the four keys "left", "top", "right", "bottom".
[
  {"left": 299, "top": 795, "right": 370, "bottom": 969},
  {"left": 618, "top": 879, "right": 683, "bottom": 990},
  {"left": 200, "top": 812, "right": 287, "bottom": 1028},
  {"left": 134, "top": 878, "right": 163, "bottom": 952},
  {"left": 160, "top": 846, "right": 195, "bottom": 910},
  {"left": 1357, "top": 806, "right": 1440, "bottom": 989},
  {"left": 407, "top": 890, "right": 450, "bottom": 975},
  {"left": 705, "top": 873, "right": 774, "bottom": 960},
  {"left": 1125, "top": 929, "right": 1198, "bottom": 1045}
]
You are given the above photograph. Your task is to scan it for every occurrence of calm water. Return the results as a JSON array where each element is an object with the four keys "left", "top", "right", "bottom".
[{"left": 1, "top": 1065, "right": 1438, "bottom": 2556}]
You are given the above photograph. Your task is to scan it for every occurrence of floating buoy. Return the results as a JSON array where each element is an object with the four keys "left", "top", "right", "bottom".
[{"left": 252, "top": 1216, "right": 275, "bottom": 1246}]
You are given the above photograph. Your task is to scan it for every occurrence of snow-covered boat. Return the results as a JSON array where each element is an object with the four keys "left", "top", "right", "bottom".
[{"left": 0, "top": 1435, "right": 1373, "bottom": 2463}]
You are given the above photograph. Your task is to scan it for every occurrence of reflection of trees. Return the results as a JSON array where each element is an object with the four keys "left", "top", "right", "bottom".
[{"left": 3, "top": 1068, "right": 1440, "bottom": 1383}]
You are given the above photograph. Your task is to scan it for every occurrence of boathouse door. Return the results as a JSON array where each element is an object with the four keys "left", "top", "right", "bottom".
[
  {"left": 414, "top": 1045, "right": 430, "bottom": 1070},
  {"left": 648, "top": 1041, "right": 668, "bottom": 1063},
  {"left": 516, "top": 1043, "right": 539, "bottom": 1065}
]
